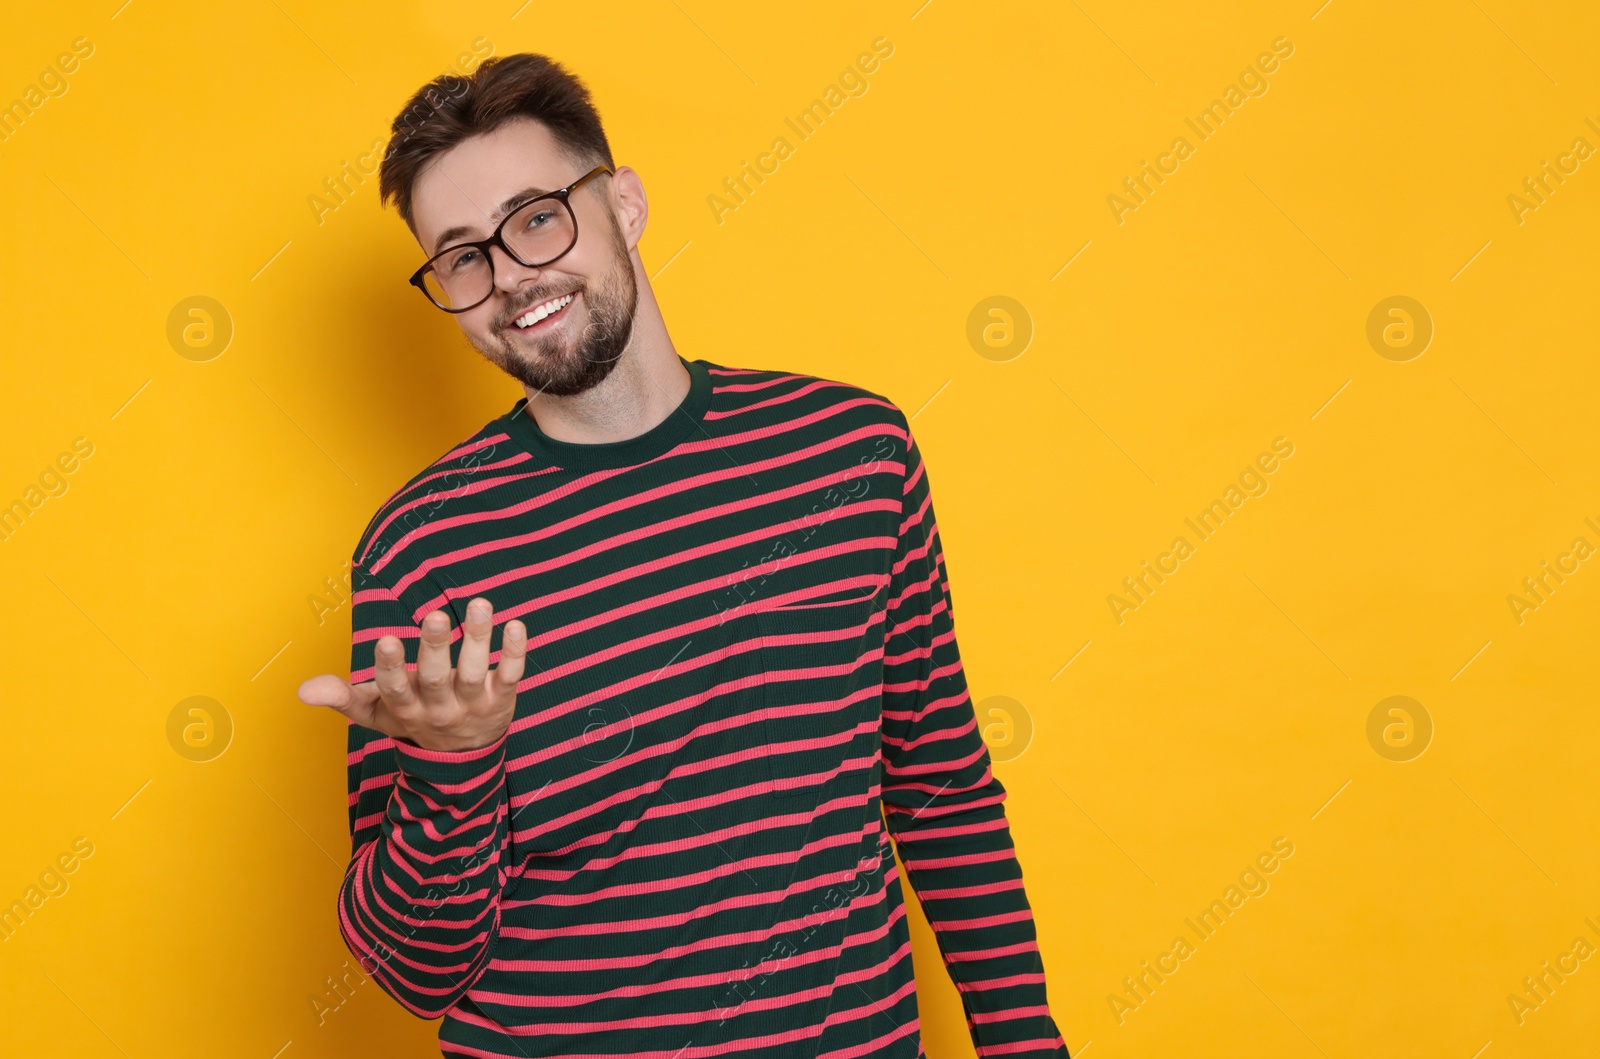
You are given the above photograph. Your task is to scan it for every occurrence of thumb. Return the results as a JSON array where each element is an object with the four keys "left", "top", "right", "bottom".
[{"left": 297, "top": 674, "right": 380, "bottom": 725}]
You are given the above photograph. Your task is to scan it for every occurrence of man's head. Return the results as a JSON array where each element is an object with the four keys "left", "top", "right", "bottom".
[{"left": 378, "top": 54, "right": 641, "bottom": 398}]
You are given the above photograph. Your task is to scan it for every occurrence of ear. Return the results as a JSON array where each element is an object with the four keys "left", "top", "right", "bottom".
[{"left": 608, "top": 165, "right": 649, "bottom": 252}]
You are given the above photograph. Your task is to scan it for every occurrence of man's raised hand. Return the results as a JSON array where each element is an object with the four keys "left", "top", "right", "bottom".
[{"left": 298, "top": 597, "right": 528, "bottom": 752}]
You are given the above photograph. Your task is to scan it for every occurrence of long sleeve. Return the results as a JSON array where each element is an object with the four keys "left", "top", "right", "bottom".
[
  {"left": 339, "top": 558, "right": 511, "bottom": 1018},
  {"left": 878, "top": 410, "right": 1070, "bottom": 1057}
]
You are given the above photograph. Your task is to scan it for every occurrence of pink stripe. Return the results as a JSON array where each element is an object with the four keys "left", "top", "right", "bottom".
[
  {"left": 347, "top": 732, "right": 396, "bottom": 764},
  {"left": 882, "top": 711, "right": 978, "bottom": 753},
  {"left": 509, "top": 788, "right": 875, "bottom": 887},
  {"left": 883, "top": 742, "right": 989, "bottom": 778},
  {"left": 403, "top": 464, "right": 901, "bottom": 615},
  {"left": 441, "top": 432, "right": 515, "bottom": 462},
  {"left": 356, "top": 432, "right": 517, "bottom": 563},
  {"left": 917, "top": 878, "right": 1023, "bottom": 900},
  {"left": 705, "top": 377, "right": 869, "bottom": 422},
  {"left": 358, "top": 449, "right": 548, "bottom": 566},
  {"left": 516, "top": 820, "right": 876, "bottom": 909},
  {"left": 339, "top": 852, "right": 498, "bottom": 1006},
  {"left": 467, "top": 938, "right": 909, "bottom": 1027},
  {"left": 928, "top": 909, "right": 1036, "bottom": 931},
  {"left": 401, "top": 522, "right": 894, "bottom": 672},
  {"left": 882, "top": 772, "right": 992, "bottom": 798},
  {"left": 503, "top": 555, "right": 888, "bottom": 712},
  {"left": 971, "top": 1005, "right": 1053, "bottom": 1024},
  {"left": 502, "top": 632, "right": 884, "bottom": 782},
  {"left": 977, "top": 1041, "right": 1065, "bottom": 1056},
  {"left": 900, "top": 816, "right": 1007, "bottom": 843},
  {"left": 901, "top": 446, "right": 926, "bottom": 496},
  {"left": 475, "top": 922, "right": 909, "bottom": 1010},
  {"left": 372, "top": 409, "right": 900, "bottom": 580},
  {"left": 956, "top": 972, "right": 1046, "bottom": 992},
  {"left": 514, "top": 739, "right": 877, "bottom": 848},
  {"left": 445, "top": 973, "right": 920, "bottom": 1058},
  {"left": 393, "top": 732, "right": 505, "bottom": 765},
  {"left": 907, "top": 792, "right": 1008, "bottom": 820},
  {"left": 814, "top": 1005, "right": 922, "bottom": 1059},
  {"left": 943, "top": 940, "right": 1040, "bottom": 962},
  {"left": 502, "top": 841, "right": 883, "bottom": 937},
  {"left": 506, "top": 781, "right": 867, "bottom": 872},
  {"left": 901, "top": 848, "right": 1017, "bottom": 871}
]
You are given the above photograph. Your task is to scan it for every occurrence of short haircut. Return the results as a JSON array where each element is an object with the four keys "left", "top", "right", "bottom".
[{"left": 378, "top": 53, "right": 615, "bottom": 236}]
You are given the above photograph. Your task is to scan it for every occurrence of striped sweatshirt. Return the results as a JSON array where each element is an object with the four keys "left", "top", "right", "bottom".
[{"left": 340, "top": 356, "right": 1070, "bottom": 1058}]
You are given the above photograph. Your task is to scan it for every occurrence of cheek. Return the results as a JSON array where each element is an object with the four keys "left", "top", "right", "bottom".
[
  {"left": 464, "top": 301, "right": 509, "bottom": 342},
  {"left": 585, "top": 243, "right": 639, "bottom": 309}
]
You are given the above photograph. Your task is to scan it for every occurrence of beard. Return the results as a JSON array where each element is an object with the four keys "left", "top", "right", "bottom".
[{"left": 471, "top": 214, "right": 639, "bottom": 398}]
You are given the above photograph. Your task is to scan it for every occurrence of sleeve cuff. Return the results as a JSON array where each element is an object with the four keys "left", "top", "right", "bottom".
[{"left": 391, "top": 730, "right": 508, "bottom": 787}]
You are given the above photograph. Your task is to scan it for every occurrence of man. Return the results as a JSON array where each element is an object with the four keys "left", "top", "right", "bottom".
[{"left": 297, "top": 52, "right": 1069, "bottom": 1059}]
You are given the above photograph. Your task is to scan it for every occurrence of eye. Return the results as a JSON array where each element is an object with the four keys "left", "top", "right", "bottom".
[
  {"left": 523, "top": 209, "right": 557, "bottom": 230},
  {"left": 442, "top": 248, "right": 480, "bottom": 273}
]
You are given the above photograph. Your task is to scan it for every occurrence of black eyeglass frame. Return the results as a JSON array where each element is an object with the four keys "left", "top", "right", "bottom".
[{"left": 408, "top": 165, "right": 615, "bottom": 313}]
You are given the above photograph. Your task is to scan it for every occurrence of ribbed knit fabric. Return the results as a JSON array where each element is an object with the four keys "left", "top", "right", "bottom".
[{"left": 340, "top": 356, "right": 1069, "bottom": 1058}]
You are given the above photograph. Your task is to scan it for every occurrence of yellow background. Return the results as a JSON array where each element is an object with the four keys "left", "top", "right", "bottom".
[{"left": 2, "top": 1, "right": 1597, "bottom": 1055}]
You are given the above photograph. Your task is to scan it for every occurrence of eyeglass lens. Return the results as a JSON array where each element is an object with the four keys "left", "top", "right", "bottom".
[{"left": 421, "top": 198, "right": 576, "bottom": 310}]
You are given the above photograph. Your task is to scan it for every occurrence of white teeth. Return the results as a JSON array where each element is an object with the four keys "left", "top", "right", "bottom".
[{"left": 515, "top": 293, "right": 573, "bottom": 328}]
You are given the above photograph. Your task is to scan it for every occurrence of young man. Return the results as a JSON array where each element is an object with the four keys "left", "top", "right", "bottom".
[{"left": 296, "top": 53, "right": 1069, "bottom": 1059}]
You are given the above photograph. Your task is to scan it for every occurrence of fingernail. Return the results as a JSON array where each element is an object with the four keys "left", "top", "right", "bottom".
[{"left": 468, "top": 599, "right": 491, "bottom": 621}]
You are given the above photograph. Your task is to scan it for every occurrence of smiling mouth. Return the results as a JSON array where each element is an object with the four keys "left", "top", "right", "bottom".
[{"left": 510, "top": 292, "right": 576, "bottom": 332}]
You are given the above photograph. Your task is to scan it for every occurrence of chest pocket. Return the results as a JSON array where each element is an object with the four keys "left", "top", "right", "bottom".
[{"left": 754, "top": 581, "right": 888, "bottom": 802}]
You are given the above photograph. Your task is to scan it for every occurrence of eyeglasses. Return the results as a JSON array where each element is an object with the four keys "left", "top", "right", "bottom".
[{"left": 409, "top": 166, "right": 614, "bottom": 313}]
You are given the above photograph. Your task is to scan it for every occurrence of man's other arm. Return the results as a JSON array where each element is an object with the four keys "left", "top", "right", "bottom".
[{"left": 877, "top": 410, "right": 1070, "bottom": 1057}]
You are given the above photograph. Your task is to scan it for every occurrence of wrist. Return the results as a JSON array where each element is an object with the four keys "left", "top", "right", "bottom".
[
  {"left": 391, "top": 728, "right": 508, "bottom": 786},
  {"left": 399, "top": 731, "right": 506, "bottom": 754},
  {"left": 396, "top": 726, "right": 508, "bottom": 758}
]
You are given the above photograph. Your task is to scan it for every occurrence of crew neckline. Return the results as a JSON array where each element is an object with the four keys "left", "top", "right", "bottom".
[{"left": 501, "top": 356, "right": 713, "bottom": 471}]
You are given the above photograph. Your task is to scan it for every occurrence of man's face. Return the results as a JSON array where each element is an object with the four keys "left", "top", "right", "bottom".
[{"left": 410, "top": 117, "right": 638, "bottom": 397}]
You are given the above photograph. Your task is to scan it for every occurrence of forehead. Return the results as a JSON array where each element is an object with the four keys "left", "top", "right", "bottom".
[{"left": 410, "top": 117, "right": 577, "bottom": 250}]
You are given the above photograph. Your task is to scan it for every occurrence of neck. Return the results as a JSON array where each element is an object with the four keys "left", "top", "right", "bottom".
[{"left": 520, "top": 250, "right": 688, "bottom": 444}]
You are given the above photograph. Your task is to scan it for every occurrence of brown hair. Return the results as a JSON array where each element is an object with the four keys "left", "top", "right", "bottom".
[{"left": 378, "top": 53, "right": 615, "bottom": 236}]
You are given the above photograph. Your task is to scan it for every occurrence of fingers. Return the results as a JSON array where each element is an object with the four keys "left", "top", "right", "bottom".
[
  {"left": 373, "top": 634, "right": 421, "bottom": 713},
  {"left": 297, "top": 674, "right": 382, "bottom": 728},
  {"left": 455, "top": 598, "right": 494, "bottom": 692},
  {"left": 490, "top": 619, "right": 529, "bottom": 700},
  {"left": 414, "top": 609, "right": 456, "bottom": 707}
]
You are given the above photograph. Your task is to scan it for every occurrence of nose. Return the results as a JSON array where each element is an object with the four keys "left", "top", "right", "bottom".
[{"left": 489, "top": 243, "right": 543, "bottom": 296}]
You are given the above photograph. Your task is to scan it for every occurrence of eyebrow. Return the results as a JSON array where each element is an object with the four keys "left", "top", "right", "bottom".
[{"left": 429, "top": 185, "right": 553, "bottom": 256}]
